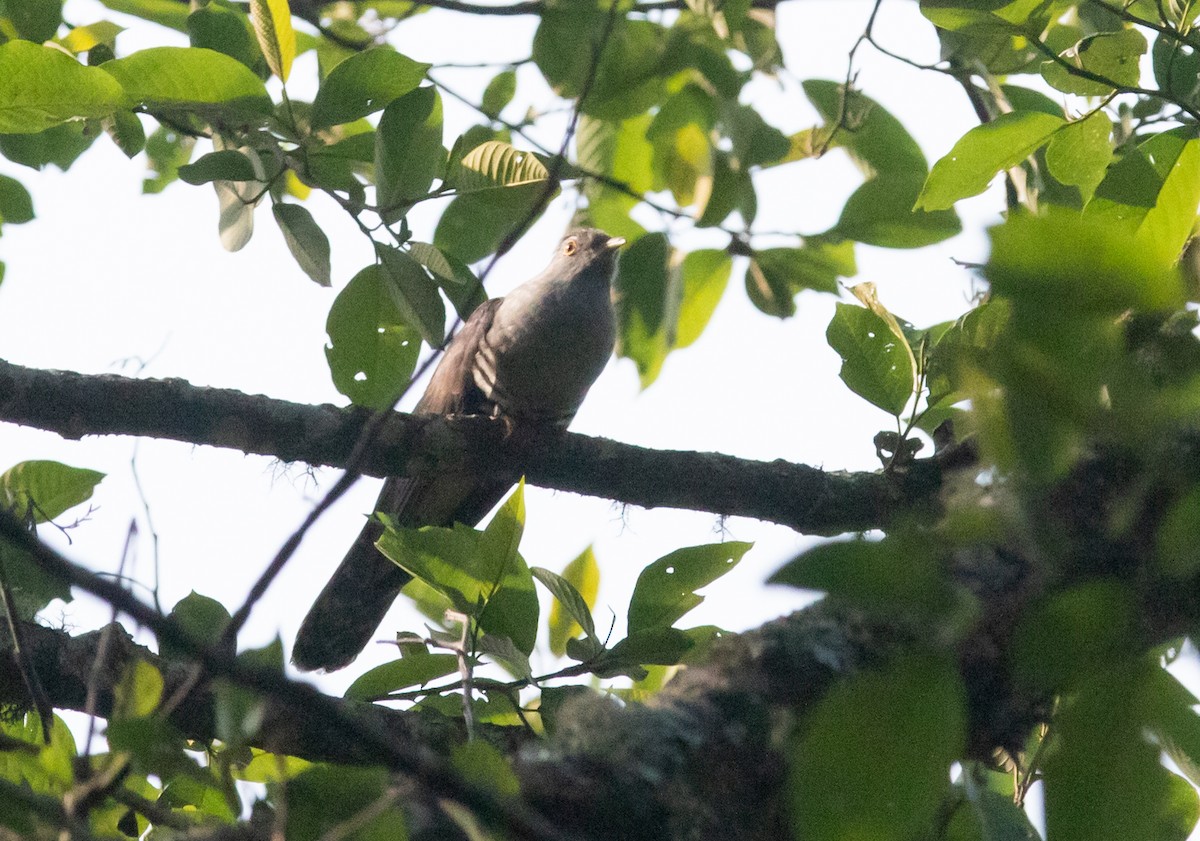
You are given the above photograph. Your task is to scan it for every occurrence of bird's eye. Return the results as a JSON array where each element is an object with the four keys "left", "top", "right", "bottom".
[{"left": 563, "top": 239, "right": 578, "bottom": 256}]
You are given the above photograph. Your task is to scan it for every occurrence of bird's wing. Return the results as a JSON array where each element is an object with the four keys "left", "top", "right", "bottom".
[
  {"left": 383, "top": 296, "right": 506, "bottom": 527},
  {"left": 413, "top": 297, "right": 503, "bottom": 416}
]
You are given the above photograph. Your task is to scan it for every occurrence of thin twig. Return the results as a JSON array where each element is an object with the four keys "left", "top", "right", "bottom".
[{"left": 82, "top": 522, "right": 137, "bottom": 760}]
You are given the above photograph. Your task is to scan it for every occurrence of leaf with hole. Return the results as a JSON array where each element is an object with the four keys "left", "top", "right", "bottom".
[{"left": 627, "top": 542, "right": 751, "bottom": 634}]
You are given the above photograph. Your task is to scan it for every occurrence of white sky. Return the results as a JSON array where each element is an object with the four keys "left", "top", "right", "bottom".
[{"left": 0, "top": 0, "right": 993, "bottom": 697}]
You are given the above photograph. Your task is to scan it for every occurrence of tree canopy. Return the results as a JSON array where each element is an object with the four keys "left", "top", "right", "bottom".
[{"left": 4, "top": 0, "right": 1200, "bottom": 839}]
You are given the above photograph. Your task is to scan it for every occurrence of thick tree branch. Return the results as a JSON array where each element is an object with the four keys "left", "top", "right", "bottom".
[
  {"left": 0, "top": 358, "right": 945, "bottom": 534},
  {"left": 289, "top": 0, "right": 781, "bottom": 18}
]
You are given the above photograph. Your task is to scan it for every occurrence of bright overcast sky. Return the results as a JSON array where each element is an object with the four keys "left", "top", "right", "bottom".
[{"left": 0, "top": 0, "right": 992, "bottom": 699}]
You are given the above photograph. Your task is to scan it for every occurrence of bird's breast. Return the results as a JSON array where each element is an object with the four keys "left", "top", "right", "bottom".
[{"left": 472, "top": 282, "right": 615, "bottom": 423}]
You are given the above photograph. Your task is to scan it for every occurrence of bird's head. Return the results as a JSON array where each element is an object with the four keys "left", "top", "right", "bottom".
[{"left": 555, "top": 228, "right": 626, "bottom": 284}]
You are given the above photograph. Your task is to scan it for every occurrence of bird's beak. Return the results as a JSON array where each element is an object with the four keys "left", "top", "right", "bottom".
[{"left": 605, "top": 236, "right": 626, "bottom": 250}]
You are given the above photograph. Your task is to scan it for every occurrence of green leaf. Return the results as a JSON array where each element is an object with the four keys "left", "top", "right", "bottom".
[
  {"left": 769, "top": 536, "right": 955, "bottom": 619},
  {"left": 60, "top": 21, "right": 124, "bottom": 56},
  {"left": 0, "top": 175, "right": 34, "bottom": 225},
  {"left": 400, "top": 577, "right": 454, "bottom": 626},
  {"left": 187, "top": 4, "right": 263, "bottom": 74},
  {"left": 7, "top": 0, "right": 63, "bottom": 41},
  {"left": 249, "top": 0, "right": 296, "bottom": 82},
  {"left": 100, "top": 47, "right": 271, "bottom": 116},
  {"left": 453, "top": 140, "right": 550, "bottom": 191},
  {"left": 97, "top": 0, "right": 191, "bottom": 32},
  {"left": 1089, "top": 144, "right": 1161, "bottom": 212},
  {"left": 837, "top": 174, "right": 962, "bottom": 247},
  {"left": 0, "top": 40, "right": 127, "bottom": 134},
  {"left": 375, "top": 244, "right": 446, "bottom": 346},
  {"left": 1042, "top": 28, "right": 1147, "bottom": 96},
  {"left": 948, "top": 769, "right": 1041, "bottom": 841},
  {"left": 1153, "top": 32, "right": 1200, "bottom": 104},
  {"left": 1156, "top": 486, "right": 1200, "bottom": 578},
  {"left": 578, "top": 113, "right": 655, "bottom": 194},
  {"left": 675, "top": 249, "right": 731, "bottom": 348},
  {"left": 1010, "top": 581, "right": 1136, "bottom": 692},
  {"left": 375, "top": 86, "right": 444, "bottom": 222},
  {"left": 451, "top": 740, "right": 521, "bottom": 799},
  {"left": 917, "top": 111, "right": 1065, "bottom": 211},
  {"left": 0, "top": 711, "right": 77, "bottom": 798},
  {"left": 533, "top": 3, "right": 669, "bottom": 119},
  {"left": 113, "top": 660, "right": 164, "bottom": 721},
  {"left": 0, "top": 460, "right": 104, "bottom": 523},
  {"left": 161, "top": 767, "right": 237, "bottom": 822},
  {"left": 1045, "top": 111, "right": 1113, "bottom": 205},
  {"left": 722, "top": 100, "right": 789, "bottom": 168},
  {"left": 1001, "top": 83, "right": 1064, "bottom": 117},
  {"left": 434, "top": 182, "right": 556, "bottom": 264},
  {"left": 920, "top": 0, "right": 1053, "bottom": 31},
  {"left": 627, "top": 542, "right": 751, "bottom": 634},
  {"left": 407, "top": 240, "right": 485, "bottom": 319},
  {"left": 986, "top": 209, "right": 1186, "bottom": 314},
  {"left": 647, "top": 84, "right": 714, "bottom": 207},
  {"left": 177, "top": 150, "right": 259, "bottom": 185},
  {"left": 577, "top": 113, "right": 655, "bottom": 240},
  {"left": 285, "top": 766, "right": 404, "bottom": 841},
  {"left": 161, "top": 591, "right": 231, "bottom": 661},
  {"left": 309, "top": 47, "right": 431, "bottom": 129},
  {"left": 925, "top": 299, "right": 1009, "bottom": 406},
  {"left": 746, "top": 241, "right": 852, "bottom": 317},
  {"left": 802, "top": 79, "right": 928, "bottom": 177},
  {"left": 476, "top": 480, "right": 538, "bottom": 655},
  {"left": 594, "top": 627, "right": 695, "bottom": 676},
  {"left": 0, "top": 536, "right": 72, "bottom": 619},
  {"left": 105, "top": 715, "right": 192, "bottom": 780},
  {"left": 477, "top": 631, "right": 533, "bottom": 679},
  {"left": 0, "top": 123, "right": 95, "bottom": 171},
  {"left": 615, "top": 233, "right": 675, "bottom": 387},
  {"left": 534, "top": 556, "right": 599, "bottom": 655},
  {"left": 788, "top": 654, "right": 965, "bottom": 841},
  {"left": 344, "top": 651, "right": 458, "bottom": 700},
  {"left": 325, "top": 264, "right": 421, "bottom": 409},
  {"left": 481, "top": 68, "right": 517, "bottom": 118},
  {"left": 1044, "top": 661, "right": 1178, "bottom": 841},
  {"left": 384, "top": 517, "right": 496, "bottom": 624},
  {"left": 1131, "top": 129, "right": 1200, "bottom": 264},
  {"left": 142, "top": 125, "right": 194, "bottom": 192},
  {"left": 1143, "top": 667, "right": 1200, "bottom": 791},
  {"left": 235, "top": 749, "right": 311, "bottom": 784},
  {"left": 273, "top": 203, "right": 331, "bottom": 287},
  {"left": 695, "top": 148, "right": 752, "bottom": 229},
  {"left": 379, "top": 483, "right": 539, "bottom": 655},
  {"left": 104, "top": 108, "right": 145, "bottom": 158},
  {"left": 826, "top": 302, "right": 916, "bottom": 416}
]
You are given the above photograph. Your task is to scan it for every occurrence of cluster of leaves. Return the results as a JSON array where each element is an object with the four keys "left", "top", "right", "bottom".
[
  {"left": 10, "top": 0, "right": 1200, "bottom": 838},
  {"left": 347, "top": 480, "right": 750, "bottom": 716},
  {"left": 774, "top": 206, "right": 1200, "bottom": 841},
  {"left": 746, "top": 4, "right": 1200, "bottom": 836},
  {"left": 0, "top": 0, "right": 966, "bottom": 403}
]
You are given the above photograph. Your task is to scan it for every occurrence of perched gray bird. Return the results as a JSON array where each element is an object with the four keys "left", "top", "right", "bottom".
[{"left": 293, "top": 228, "right": 625, "bottom": 672}]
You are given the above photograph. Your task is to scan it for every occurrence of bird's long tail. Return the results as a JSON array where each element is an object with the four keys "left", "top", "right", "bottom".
[{"left": 291, "top": 517, "right": 411, "bottom": 672}]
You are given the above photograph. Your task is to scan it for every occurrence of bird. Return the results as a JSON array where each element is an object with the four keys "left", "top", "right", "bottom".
[{"left": 292, "top": 228, "right": 625, "bottom": 672}]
